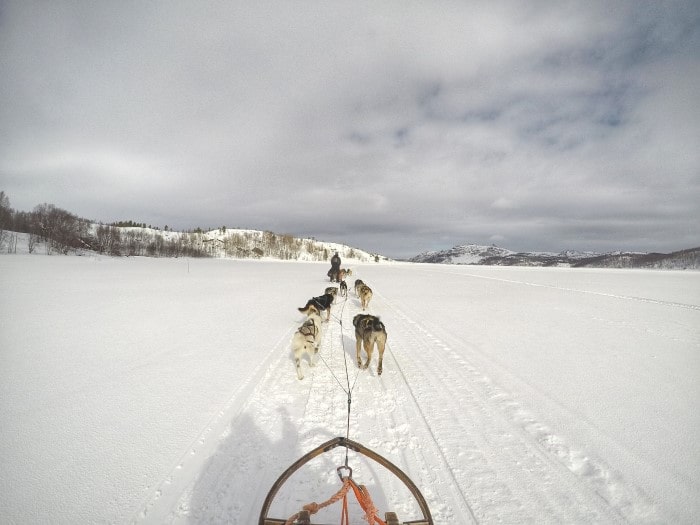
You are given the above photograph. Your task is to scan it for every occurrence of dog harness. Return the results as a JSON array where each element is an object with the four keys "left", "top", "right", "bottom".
[
  {"left": 312, "top": 296, "right": 329, "bottom": 311},
  {"left": 298, "top": 318, "right": 319, "bottom": 341}
]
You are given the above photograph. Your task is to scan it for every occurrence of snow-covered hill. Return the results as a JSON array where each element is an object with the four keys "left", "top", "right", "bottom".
[
  {"left": 409, "top": 244, "right": 515, "bottom": 264},
  {"left": 1, "top": 226, "right": 390, "bottom": 264},
  {"left": 572, "top": 247, "right": 700, "bottom": 270},
  {"left": 198, "top": 227, "right": 389, "bottom": 263},
  {"left": 409, "top": 243, "right": 700, "bottom": 269},
  {"left": 409, "top": 243, "right": 598, "bottom": 266},
  {"left": 139, "top": 226, "right": 389, "bottom": 263}
]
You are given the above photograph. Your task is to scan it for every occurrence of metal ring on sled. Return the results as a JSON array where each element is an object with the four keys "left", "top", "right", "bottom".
[{"left": 259, "top": 436, "right": 433, "bottom": 525}]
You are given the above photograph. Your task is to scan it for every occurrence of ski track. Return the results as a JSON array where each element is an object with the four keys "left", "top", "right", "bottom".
[{"left": 134, "top": 271, "right": 665, "bottom": 524}]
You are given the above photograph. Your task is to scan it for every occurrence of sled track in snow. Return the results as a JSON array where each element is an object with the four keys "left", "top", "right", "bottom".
[
  {"left": 134, "top": 272, "right": 661, "bottom": 524},
  {"left": 375, "top": 287, "right": 661, "bottom": 524},
  {"left": 283, "top": 291, "right": 478, "bottom": 523}
]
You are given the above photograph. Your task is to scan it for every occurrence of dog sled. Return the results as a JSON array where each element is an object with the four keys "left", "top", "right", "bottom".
[{"left": 259, "top": 436, "right": 433, "bottom": 525}]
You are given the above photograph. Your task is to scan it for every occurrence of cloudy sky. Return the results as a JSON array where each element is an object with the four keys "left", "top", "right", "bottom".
[{"left": 1, "top": 1, "right": 699, "bottom": 258}]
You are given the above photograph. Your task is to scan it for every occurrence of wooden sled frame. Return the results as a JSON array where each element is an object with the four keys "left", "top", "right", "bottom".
[{"left": 259, "top": 436, "right": 433, "bottom": 525}]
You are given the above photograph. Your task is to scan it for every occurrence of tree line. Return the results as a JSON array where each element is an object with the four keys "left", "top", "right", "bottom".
[
  {"left": 0, "top": 190, "right": 368, "bottom": 262},
  {"left": 0, "top": 191, "right": 210, "bottom": 257}
]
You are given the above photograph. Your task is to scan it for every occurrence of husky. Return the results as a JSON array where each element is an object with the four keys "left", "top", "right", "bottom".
[
  {"left": 298, "top": 289, "right": 337, "bottom": 321},
  {"left": 292, "top": 306, "right": 323, "bottom": 380},
  {"left": 339, "top": 280, "right": 348, "bottom": 297},
  {"left": 353, "top": 314, "right": 387, "bottom": 376},
  {"left": 354, "top": 279, "right": 365, "bottom": 296},
  {"left": 357, "top": 283, "right": 373, "bottom": 310},
  {"left": 324, "top": 286, "right": 338, "bottom": 297},
  {"left": 338, "top": 268, "right": 352, "bottom": 281}
]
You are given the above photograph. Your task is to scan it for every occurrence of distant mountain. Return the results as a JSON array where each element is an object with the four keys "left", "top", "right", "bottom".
[
  {"left": 409, "top": 243, "right": 700, "bottom": 269},
  {"left": 409, "top": 244, "right": 515, "bottom": 264},
  {"left": 572, "top": 247, "right": 700, "bottom": 270}
]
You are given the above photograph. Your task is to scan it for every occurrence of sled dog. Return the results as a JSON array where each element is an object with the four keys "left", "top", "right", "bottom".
[
  {"left": 354, "top": 279, "right": 365, "bottom": 296},
  {"left": 338, "top": 268, "right": 352, "bottom": 281},
  {"left": 324, "top": 286, "right": 338, "bottom": 297},
  {"left": 357, "top": 283, "right": 373, "bottom": 310},
  {"left": 353, "top": 314, "right": 387, "bottom": 376},
  {"left": 292, "top": 306, "right": 323, "bottom": 380},
  {"left": 298, "top": 289, "right": 336, "bottom": 321},
  {"left": 339, "top": 280, "right": 348, "bottom": 297}
]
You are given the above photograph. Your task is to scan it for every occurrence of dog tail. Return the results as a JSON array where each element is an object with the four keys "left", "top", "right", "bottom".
[{"left": 372, "top": 318, "right": 385, "bottom": 331}]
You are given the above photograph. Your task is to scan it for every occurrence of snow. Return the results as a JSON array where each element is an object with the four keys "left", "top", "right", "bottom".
[{"left": 1, "top": 252, "right": 699, "bottom": 524}]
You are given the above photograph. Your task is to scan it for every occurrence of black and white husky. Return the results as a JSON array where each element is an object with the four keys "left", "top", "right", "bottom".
[{"left": 298, "top": 289, "right": 337, "bottom": 321}]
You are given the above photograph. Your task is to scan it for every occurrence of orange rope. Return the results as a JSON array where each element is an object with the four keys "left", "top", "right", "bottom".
[
  {"left": 285, "top": 476, "right": 388, "bottom": 525},
  {"left": 341, "top": 490, "right": 350, "bottom": 525},
  {"left": 347, "top": 478, "right": 386, "bottom": 525},
  {"left": 285, "top": 478, "right": 352, "bottom": 525}
]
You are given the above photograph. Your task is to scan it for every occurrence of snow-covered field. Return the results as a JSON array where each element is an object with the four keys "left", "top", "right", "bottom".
[{"left": 1, "top": 254, "right": 698, "bottom": 524}]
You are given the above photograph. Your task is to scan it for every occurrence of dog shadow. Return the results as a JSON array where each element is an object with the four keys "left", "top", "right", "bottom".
[
  {"left": 352, "top": 296, "right": 364, "bottom": 311},
  {"left": 341, "top": 331, "right": 359, "bottom": 369}
]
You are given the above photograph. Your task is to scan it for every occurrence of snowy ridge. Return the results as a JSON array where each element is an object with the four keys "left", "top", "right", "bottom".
[
  {"left": 410, "top": 244, "right": 515, "bottom": 265},
  {"left": 190, "top": 227, "right": 386, "bottom": 263},
  {"left": 409, "top": 243, "right": 700, "bottom": 269},
  {"left": 108, "top": 226, "right": 389, "bottom": 262},
  {"left": 2, "top": 227, "right": 390, "bottom": 263}
]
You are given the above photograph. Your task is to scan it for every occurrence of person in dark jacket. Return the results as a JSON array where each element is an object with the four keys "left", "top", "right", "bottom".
[{"left": 328, "top": 252, "right": 341, "bottom": 282}]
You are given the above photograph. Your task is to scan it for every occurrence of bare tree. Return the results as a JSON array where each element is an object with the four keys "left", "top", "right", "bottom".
[
  {"left": 95, "top": 225, "right": 122, "bottom": 255},
  {"left": 0, "top": 191, "right": 10, "bottom": 224},
  {"left": 31, "top": 203, "right": 87, "bottom": 254},
  {"left": 0, "top": 191, "right": 11, "bottom": 250},
  {"left": 28, "top": 233, "right": 38, "bottom": 253},
  {"left": 5, "top": 232, "right": 18, "bottom": 253}
]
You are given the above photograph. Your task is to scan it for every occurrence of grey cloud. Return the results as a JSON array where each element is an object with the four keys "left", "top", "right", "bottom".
[{"left": 1, "top": 1, "right": 698, "bottom": 259}]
